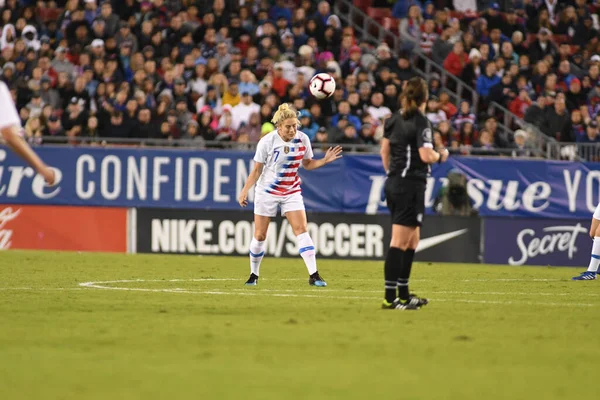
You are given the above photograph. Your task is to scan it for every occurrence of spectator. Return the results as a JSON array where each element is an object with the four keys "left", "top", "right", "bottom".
[
  {"left": 571, "top": 109, "right": 586, "bottom": 142},
  {"left": 367, "top": 92, "right": 392, "bottom": 122},
  {"left": 332, "top": 101, "right": 361, "bottom": 131},
  {"left": 542, "top": 97, "right": 572, "bottom": 141},
  {"left": 337, "top": 124, "right": 363, "bottom": 148},
  {"left": 566, "top": 78, "right": 586, "bottom": 111},
  {"left": 132, "top": 108, "right": 158, "bottom": 139},
  {"left": 299, "top": 110, "right": 319, "bottom": 141},
  {"left": 580, "top": 121, "right": 600, "bottom": 144},
  {"left": 399, "top": 5, "right": 422, "bottom": 49},
  {"left": 453, "top": 100, "right": 476, "bottom": 130},
  {"left": 83, "top": 115, "right": 100, "bottom": 140},
  {"left": 509, "top": 89, "right": 533, "bottom": 119},
  {"left": 42, "top": 114, "right": 66, "bottom": 137},
  {"left": 512, "top": 129, "right": 533, "bottom": 157},
  {"left": 426, "top": 96, "right": 447, "bottom": 125},
  {"left": 439, "top": 92, "right": 457, "bottom": 119},
  {"left": 432, "top": 28, "right": 453, "bottom": 66},
  {"left": 232, "top": 92, "right": 260, "bottom": 130},
  {"left": 524, "top": 95, "right": 548, "bottom": 127},
  {"left": 488, "top": 73, "right": 517, "bottom": 107},
  {"left": 474, "top": 129, "right": 498, "bottom": 156},
  {"left": 237, "top": 112, "right": 262, "bottom": 143},
  {"left": 25, "top": 91, "right": 45, "bottom": 117},
  {"left": 476, "top": 62, "right": 501, "bottom": 98},
  {"left": 530, "top": 28, "right": 557, "bottom": 64},
  {"left": 461, "top": 48, "right": 483, "bottom": 87}
]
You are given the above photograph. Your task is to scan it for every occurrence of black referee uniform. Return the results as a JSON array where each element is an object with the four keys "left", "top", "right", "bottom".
[{"left": 383, "top": 111, "right": 434, "bottom": 227}]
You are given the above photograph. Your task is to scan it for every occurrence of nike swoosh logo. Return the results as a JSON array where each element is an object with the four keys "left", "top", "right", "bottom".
[{"left": 416, "top": 229, "right": 468, "bottom": 253}]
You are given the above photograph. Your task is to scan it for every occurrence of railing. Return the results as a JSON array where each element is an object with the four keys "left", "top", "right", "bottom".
[
  {"left": 34, "top": 136, "right": 382, "bottom": 153},
  {"left": 34, "top": 136, "right": 541, "bottom": 158},
  {"left": 546, "top": 142, "right": 600, "bottom": 162}
]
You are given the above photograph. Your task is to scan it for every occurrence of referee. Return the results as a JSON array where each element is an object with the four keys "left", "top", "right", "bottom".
[{"left": 380, "top": 77, "right": 449, "bottom": 310}]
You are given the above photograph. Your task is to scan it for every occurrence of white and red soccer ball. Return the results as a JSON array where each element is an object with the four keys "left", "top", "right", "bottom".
[{"left": 309, "top": 73, "right": 336, "bottom": 99}]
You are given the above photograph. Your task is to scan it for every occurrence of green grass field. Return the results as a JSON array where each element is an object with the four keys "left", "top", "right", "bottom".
[{"left": 1, "top": 251, "right": 599, "bottom": 400}]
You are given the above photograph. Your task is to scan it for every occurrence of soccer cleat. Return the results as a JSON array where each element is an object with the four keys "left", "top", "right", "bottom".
[
  {"left": 381, "top": 298, "right": 420, "bottom": 310},
  {"left": 309, "top": 272, "right": 327, "bottom": 287},
  {"left": 245, "top": 273, "right": 259, "bottom": 286},
  {"left": 406, "top": 294, "right": 429, "bottom": 307},
  {"left": 572, "top": 271, "right": 597, "bottom": 280}
]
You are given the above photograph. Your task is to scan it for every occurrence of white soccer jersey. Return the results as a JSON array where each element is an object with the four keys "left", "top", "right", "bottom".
[
  {"left": 253, "top": 130, "right": 314, "bottom": 196},
  {"left": 0, "top": 80, "right": 21, "bottom": 130}
]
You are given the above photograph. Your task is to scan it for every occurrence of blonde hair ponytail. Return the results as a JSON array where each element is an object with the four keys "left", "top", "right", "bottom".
[{"left": 271, "top": 103, "right": 300, "bottom": 127}]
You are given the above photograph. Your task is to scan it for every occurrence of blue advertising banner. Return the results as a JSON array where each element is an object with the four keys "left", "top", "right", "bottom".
[
  {"left": 483, "top": 218, "right": 591, "bottom": 266},
  {"left": 1, "top": 145, "right": 599, "bottom": 219}
]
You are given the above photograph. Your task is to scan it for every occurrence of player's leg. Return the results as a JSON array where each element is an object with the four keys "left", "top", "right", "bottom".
[
  {"left": 383, "top": 181, "right": 426, "bottom": 310},
  {"left": 385, "top": 223, "right": 416, "bottom": 302},
  {"left": 573, "top": 210, "right": 600, "bottom": 280},
  {"left": 246, "top": 193, "right": 277, "bottom": 285},
  {"left": 398, "top": 226, "right": 427, "bottom": 307},
  {"left": 282, "top": 193, "right": 326, "bottom": 286}
]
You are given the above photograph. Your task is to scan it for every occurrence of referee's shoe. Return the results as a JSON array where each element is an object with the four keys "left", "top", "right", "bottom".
[{"left": 382, "top": 295, "right": 428, "bottom": 310}]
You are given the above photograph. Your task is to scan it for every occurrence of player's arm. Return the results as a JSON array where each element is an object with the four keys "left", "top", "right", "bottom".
[
  {"left": 380, "top": 137, "right": 390, "bottom": 174},
  {"left": 238, "top": 162, "right": 264, "bottom": 207},
  {"left": 416, "top": 119, "right": 449, "bottom": 164},
  {"left": 1, "top": 125, "right": 55, "bottom": 185},
  {"left": 302, "top": 146, "right": 343, "bottom": 170}
]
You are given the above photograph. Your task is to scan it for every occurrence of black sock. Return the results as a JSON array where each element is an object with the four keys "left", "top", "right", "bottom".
[
  {"left": 398, "top": 249, "right": 415, "bottom": 300},
  {"left": 384, "top": 247, "right": 403, "bottom": 302}
]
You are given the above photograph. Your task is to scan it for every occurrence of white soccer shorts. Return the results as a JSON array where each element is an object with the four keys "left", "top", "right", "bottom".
[
  {"left": 0, "top": 81, "right": 21, "bottom": 130},
  {"left": 594, "top": 202, "right": 600, "bottom": 220},
  {"left": 254, "top": 191, "right": 305, "bottom": 217}
]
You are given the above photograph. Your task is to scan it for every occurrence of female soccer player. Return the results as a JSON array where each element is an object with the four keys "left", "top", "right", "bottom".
[
  {"left": 238, "top": 103, "right": 342, "bottom": 286},
  {"left": 0, "top": 81, "right": 55, "bottom": 185},
  {"left": 380, "top": 77, "right": 449, "bottom": 310}
]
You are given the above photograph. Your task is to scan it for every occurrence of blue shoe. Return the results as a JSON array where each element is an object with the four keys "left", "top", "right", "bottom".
[
  {"left": 309, "top": 272, "right": 327, "bottom": 287},
  {"left": 572, "top": 271, "right": 597, "bottom": 280},
  {"left": 245, "top": 273, "right": 258, "bottom": 286}
]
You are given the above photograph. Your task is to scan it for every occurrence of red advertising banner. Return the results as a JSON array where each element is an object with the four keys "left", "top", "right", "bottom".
[{"left": 0, "top": 205, "right": 127, "bottom": 252}]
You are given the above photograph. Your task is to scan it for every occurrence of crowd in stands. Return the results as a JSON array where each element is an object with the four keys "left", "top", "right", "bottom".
[
  {"left": 0, "top": 0, "right": 406, "bottom": 151},
  {"left": 2, "top": 0, "right": 600, "bottom": 157},
  {"left": 365, "top": 0, "right": 600, "bottom": 156}
]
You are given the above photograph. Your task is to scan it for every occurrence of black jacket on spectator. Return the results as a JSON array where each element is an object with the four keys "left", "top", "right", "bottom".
[
  {"left": 529, "top": 40, "right": 558, "bottom": 64},
  {"left": 566, "top": 90, "right": 587, "bottom": 111},
  {"left": 542, "top": 107, "right": 572, "bottom": 141},
  {"left": 524, "top": 104, "right": 546, "bottom": 127},
  {"left": 132, "top": 122, "right": 159, "bottom": 139},
  {"left": 102, "top": 120, "right": 132, "bottom": 139}
]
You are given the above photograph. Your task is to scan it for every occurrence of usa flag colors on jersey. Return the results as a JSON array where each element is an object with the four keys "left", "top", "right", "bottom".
[{"left": 253, "top": 130, "right": 314, "bottom": 196}]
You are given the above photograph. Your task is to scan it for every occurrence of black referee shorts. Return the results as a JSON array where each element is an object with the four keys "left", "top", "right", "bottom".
[{"left": 385, "top": 178, "right": 426, "bottom": 227}]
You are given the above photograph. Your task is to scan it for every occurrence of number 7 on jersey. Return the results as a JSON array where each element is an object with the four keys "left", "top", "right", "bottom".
[{"left": 273, "top": 150, "right": 280, "bottom": 162}]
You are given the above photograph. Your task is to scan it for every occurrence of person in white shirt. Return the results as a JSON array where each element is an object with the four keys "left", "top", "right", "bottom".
[
  {"left": 425, "top": 96, "right": 447, "bottom": 125},
  {"left": 238, "top": 103, "right": 342, "bottom": 287},
  {"left": 0, "top": 81, "right": 55, "bottom": 185},
  {"left": 231, "top": 92, "right": 260, "bottom": 130},
  {"left": 367, "top": 92, "right": 392, "bottom": 121}
]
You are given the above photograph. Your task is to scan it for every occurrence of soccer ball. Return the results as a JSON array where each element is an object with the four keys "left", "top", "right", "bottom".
[{"left": 309, "top": 73, "right": 336, "bottom": 99}]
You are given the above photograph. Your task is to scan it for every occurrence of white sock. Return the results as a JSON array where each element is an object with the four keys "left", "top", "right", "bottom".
[
  {"left": 249, "top": 237, "right": 265, "bottom": 276},
  {"left": 297, "top": 232, "right": 317, "bottom": 275},
  {"left": 587, "top": 237, "right": 600, "bottom": 273}
]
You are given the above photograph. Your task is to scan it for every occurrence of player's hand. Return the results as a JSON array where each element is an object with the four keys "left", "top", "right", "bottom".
[
  {"left": 40, "top": 166, "right": 56, "bottom": 186},
  {"left": 324, "top": 146, "right": 343, "bottom": 164},
  {"left": 439, "top": 148, "right": 449, "bottom": 163},
  {"left": 238, "top": 190, "right": 248, "bottom": 207}
]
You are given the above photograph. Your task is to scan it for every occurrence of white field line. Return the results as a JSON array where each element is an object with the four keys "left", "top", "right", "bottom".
[{"left": 73, "top": 279, "right": 599, "bottom": 307}]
